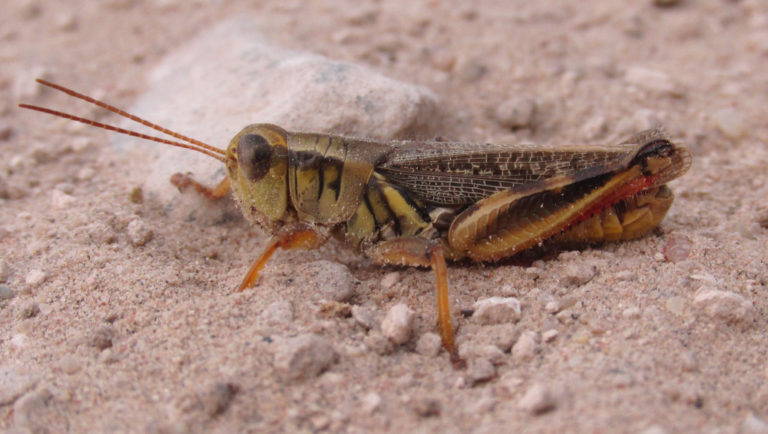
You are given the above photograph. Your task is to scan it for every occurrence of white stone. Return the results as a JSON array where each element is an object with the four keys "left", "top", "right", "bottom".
[
  {"left": 518, "top": 383, "right": 556, "bottom": 414},
  {"left": 24, "top": 269, "right": 46, "bottom": 287},
  {"left": 693, "top": 288, "right": 754, "bottom": 324},
  {"left": 512, "top": 330, "right": 540, "bottom": 362},
  {"left": 473, "top": 297, "right": 521, "bottom": 325},
  {"left": 381, "top": 303, "right": 415, "bottom": 345},
  {"left": 625, "top": 66, "right": 682, "bottom": 96},
  {"left": 51, "top": 189, "right": 76, "bottom": 209},
  {"left": 114, "top": 17, "right": 438, "bottom": 213},
  {"left": 714, "top": 108, "right": 746, "bottom": 140}
]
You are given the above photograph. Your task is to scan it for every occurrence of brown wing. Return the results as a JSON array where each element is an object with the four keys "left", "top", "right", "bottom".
[{"left": 377, "top": 139, "right": 645, "bottom": 206}]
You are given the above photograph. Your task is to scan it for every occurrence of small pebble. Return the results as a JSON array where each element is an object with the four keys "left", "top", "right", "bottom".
[
  {"left": 467, "top": 358, "right": 496, "bottom": 384},
  {"left": 571, "top": 328, "right": 591, "bottom": 344},
  {"left": 25, "top": 269, "right": 46, "bottom": 287},
  {"left": 758, "top": 212, "right": 768, "bottom": 229},
  {"left": 88, "top": 325, "right": 116, "bottom": 350},
  {"left": 518, "top": 383, "right": 556, "bottom": 414},
  {"left": 55, "top": 355, "right": 81, "bottom": 375},
  {"left": 511, "top": 330, "right": 540, "bottom": 362},
  {"left": 411, "top": 395, "right": 441, "bottom": 417},
  {"left": 19, "top": 301, "right": 40, "bottom": 319},
  {"left": 625, "top": 66, "right": 682, "bottom": 96},
  {"left": 13, "top": 388, "right": 53, "bottom": 430},
  {"left": 379, "top": 271, "right": 400, "bottom": 289},
  {"left": 495, "top": 97, "right": 536, "bottom": 129},
  {"left": 632, "top": 109, "right": 662, "bottom": 131},
  {"left": 296, "top": 261, "right": 356, "bottom": 302},
  {"left": 615, "top": 270, "right": 637, "bottom": 282},
  {"left": 129, "top": 186, "right": 144, "bottom": 204},
  {"left": 653, "top": 0, "right": 681, "bottom": 7},
  {"left": 363, "top": 332, "right": 394, "bottom": 355},
  {"left": 200, "top": 383, "right": 239, "bottom": 417},
  {"left": 546, "top": 295, "right": 577, "bottom": 314},
  {"left": 473, "top": 297, "right": 521, "bottom": 325},
  {"left": 415, "top": 332, "right": 442, "bottom": 357},
  {"left": 381, "top": 303, "right": 415, "bottom": 345},
  {"left": 713, "top": 108, "right": 746, "bottom": 140},
  {"left": 0, "top": 285, "right": 15, "bottom": 300},
  {"left": 693, "top": 288, "right": 754, "bottom": 324},
  {"left": 0, "top": 369, "right": 38, "bottom": 406},
  {"left": 273, "top": 334, "right": 338, "bottom": 381},
  {"left": 71, "top": 137, "right": 92, "bottom": 153},
  {"left": 361, "top": 392, "right": 381, "bottom": 415},
  {"left": 459, "top": 343, "right": 505, "bottom": 365},
  {"left": 55, "top": 11, "right": 78, "bottom": 31},
  {"left": 640, "top": 425, "right": 668, "bottom": 434},
  {"left": 545, "top": 300, "right": 561, "bottom": 314},
  {"left": 665, "top": 296, "right": 686, "bottom": 316},
  {"left": 479, "top": 324, "right": 520, "bottom": 352},
  {"left": 76, "top": 167, "right": 96, "bottom": 181},
  {"left": 0, "top": 121, "right": 13, "bottom": 140},
  {"left": 456, "top": 57, "right": 487, "bottom": 82},
  {"left": 561, "top": 264, "right": 595, "bottom": 287},
  {"left": 259, "top": 301, "right": 294, "bottom": 326},
  {"left": 581, "top": 115, "right": 607, "bottom": 140},
  {"left": 741, "top": 414, "right": 768, "bottom": 434},
  {"left": 542, "top": 329, "right": 558, "bottom": 342},
  {"left": 622, "top": 306, "right": 641, "bottom": 319},
  {"left": 351, "top": 305, "right": 376, "bottom": 330},
  {"left": 663, "top": 234, "right": 692, "bottom": 263},
  {"left": 13, "top": 66, "right": 50, "bottom": 99},
  {"left": 98, "top": 348, "right": 119, "bottom": 364},
  {"left": 51, "top": 189, "right": 76, "bottom": 209},
  {"left": 126, "top": 219, "right": 153, "bottom": 247},
  {"left": 55, "top": 183, "right": 75, "bottom": 194},
  {"left": 681, "top": 351, "right": 698, "bottom": 372}
]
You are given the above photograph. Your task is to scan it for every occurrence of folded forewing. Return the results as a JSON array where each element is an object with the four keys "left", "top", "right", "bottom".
[{"left": 378, "top": 140, "right": 642, "bottom": 206}]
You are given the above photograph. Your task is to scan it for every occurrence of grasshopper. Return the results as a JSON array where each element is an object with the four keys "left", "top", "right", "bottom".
[{"left": 20, "top": 79, "right": 691, "bottom": 364}]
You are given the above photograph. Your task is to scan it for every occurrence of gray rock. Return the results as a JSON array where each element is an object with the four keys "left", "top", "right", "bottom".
[
  {"left": 351, "top": 305, "right": 377, "bottom": 330},
  {"left": 273, "top": 334, "right": 338, "bottom": 381},
  {"left": 113, "top": 17, "right": 439, "bottom": 216},
  {"left": 294, "top": 261, "right": 356, "bottom": 302},
  {"left": 0, "top": 285, "right": 15, "bottom": 300}
]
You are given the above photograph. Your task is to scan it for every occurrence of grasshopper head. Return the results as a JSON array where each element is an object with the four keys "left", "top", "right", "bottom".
[{"left": 226, "top": 123, "right": 291, "bottom": 227}]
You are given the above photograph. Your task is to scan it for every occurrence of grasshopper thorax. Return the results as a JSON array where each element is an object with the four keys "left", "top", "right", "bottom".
[{"left": 226, "top": 123, "right": 292, "bottom": 228}]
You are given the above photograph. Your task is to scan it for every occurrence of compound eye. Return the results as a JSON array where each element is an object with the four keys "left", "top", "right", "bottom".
[{"left": 237, "top": 133, "right": 272, "bottom": 181}]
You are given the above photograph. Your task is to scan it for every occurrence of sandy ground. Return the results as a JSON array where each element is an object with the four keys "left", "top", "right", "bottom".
[{"left": 2, "top": 0, "right": 768, "bottom": 432}]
